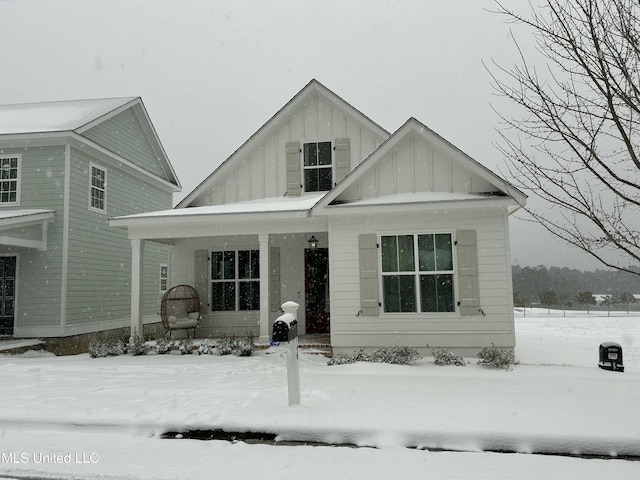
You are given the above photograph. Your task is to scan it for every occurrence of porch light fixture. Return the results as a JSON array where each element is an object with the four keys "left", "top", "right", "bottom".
[{"left": 307, "top": 235, "right": 318, "bottom": 250}]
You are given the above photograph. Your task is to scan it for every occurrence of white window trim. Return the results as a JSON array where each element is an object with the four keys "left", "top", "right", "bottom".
[
  {"left": 0, "top": 154, "right": 21, "bottom": 206},
  {"left": 377, "top": 231, "right": 460, "bottom": 317},
  {"left": 88, "top": 163, "right": 107, "bottom": 214},
  {"left": 159, "top": 264, "right": 168, "bottom": 293},
  {"left": 302, "top": 141, "right": 333, "bottom": 193}
]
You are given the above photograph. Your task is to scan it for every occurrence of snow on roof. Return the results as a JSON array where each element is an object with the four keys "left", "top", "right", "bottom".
[
  {"left": 0, "top": 209, "right": 54, "bottom": 220},
  {"left": 0, "top": 97, "right": 136, "bottom": 135},
  {"left": 332, "top": 191, "right": 505, "bottom": 207},
  {"left": 115, "top": 193, "right": 326, "bottom": 221}
]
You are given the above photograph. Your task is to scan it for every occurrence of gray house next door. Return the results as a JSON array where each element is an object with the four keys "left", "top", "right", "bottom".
[{"left": 0, "top": 256, "right": 16, "bottom": 335}]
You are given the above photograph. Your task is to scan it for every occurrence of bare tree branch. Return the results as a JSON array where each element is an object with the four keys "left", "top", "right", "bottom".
[{"left": 487, "top": 0, "right": 640, "bottom": 274}]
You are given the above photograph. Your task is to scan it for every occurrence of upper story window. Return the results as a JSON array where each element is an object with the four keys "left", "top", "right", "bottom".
[
  {"left": 303, "top": 141, "right": 332, "bottom": 192},
  {"left": 0, "top": 155, "right": 20, "bottom": 205},
  {"left": 211, "top": 249, "right": 260, "bottom": 311},
  {"left": 380, "top": 233, "right": 455, "bottom": 313},
  {"left": 89, "top": 164, "right": 107, "bottom": 213}
]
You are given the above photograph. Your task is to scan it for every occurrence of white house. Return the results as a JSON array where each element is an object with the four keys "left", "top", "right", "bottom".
[{"left": 111, "top": 80, "right": 526, "bottom": 356}]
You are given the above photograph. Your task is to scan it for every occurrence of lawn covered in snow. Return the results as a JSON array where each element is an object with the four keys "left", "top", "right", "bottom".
[{"left": 0, "top": 309, "right": 638, "bottom": 479}]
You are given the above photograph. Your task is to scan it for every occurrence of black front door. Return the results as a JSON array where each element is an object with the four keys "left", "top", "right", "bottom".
[
  {"left": 0, "top": 256, "right": 16, "bottom": 336},
  {"left": 305, "top": 248, "right": 330, "bottom": 334}
]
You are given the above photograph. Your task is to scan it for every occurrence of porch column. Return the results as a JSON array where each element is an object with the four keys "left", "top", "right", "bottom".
[
  {"left": 259, "top": 233, "right": 270, "bottom": 344},
  {"left": 130, "top": 238, "right": 144, "bottom": 342}
]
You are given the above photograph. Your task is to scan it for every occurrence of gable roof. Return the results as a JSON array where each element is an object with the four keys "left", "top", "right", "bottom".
[
  {"left": 177, "top": 79, "right": 390, "bottom": 207},
  {"left": 0, "top": 97, "right": 181, "bottom": 190},
  {"left": 314, "top": 117, "right": 527, "bottom": 213},
  {"left": 0, "top": 97, "right": 137, "bottom": 135}
]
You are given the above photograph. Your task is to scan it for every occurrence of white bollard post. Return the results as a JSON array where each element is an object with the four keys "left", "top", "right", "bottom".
[
  {"left": 286, "top": 336, "right": 301, "bottom": 406},
  {"left": 280, "top": 301, "right": 300, "bottom": 406}
]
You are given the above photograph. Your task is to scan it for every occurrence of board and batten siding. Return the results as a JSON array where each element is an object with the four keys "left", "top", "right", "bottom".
[
  {"left": 1, "top": 146, "right": 66, "bottom": 331},
  {"left": 83, "top": 107, "right": 172, "bottom": 183},
  {"left": 64, "top": 148, "right": 172, "bottom": 330},
  {"left": 202, "top": 93, "right": 385, "bottom": 206},
  {"left": 344, "top": 133, "right": 497, "bottom": 202},
  {"left": 328, "top": 209, "right": 515, "bottom": 354}
]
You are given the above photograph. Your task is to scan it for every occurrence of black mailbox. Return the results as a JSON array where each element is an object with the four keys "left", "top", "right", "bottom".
[
  {"left": 272, "top": 314, "right": 298, "bottom": 343},
  {"left": 598, "top": 342, "right": 624, "bottom": 372}
]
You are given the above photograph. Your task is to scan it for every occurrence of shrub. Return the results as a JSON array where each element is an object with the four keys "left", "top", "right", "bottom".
[
  {"left": 328, "top": 346, "right": 421, "bottom": 366},
  {"left": 176, "top": 338, "right": 194, "bottom": 354},
  {"left": 128, "top": 334, "right": 150, "bottom": 356},
  {"left": 327, "top": 348, "right": 369, "bottom": 366},
  {"left": 216, "top": 334, "right": 255, "bottom": 357},
  {"left": 196, "top": 339, "right": 216, "bottom": 355},
  {"left": 233, "top": 334, "right": 255, "bottom": 357},
  {"left": 432, "top": 348, "right": 466, "bottom": 366},
  {"left": 477, "top": 344, "right": 517, "bottom": 370},
  {"left": 89, "top": 336, "right": 126, "bottom": 358},
  {"left": 216, "top": 335, "right": 236, "bottom": 356},
  {"left": 370, "top": 346, "right": 422, "bottom": 365},
  {"left": 154, "top": 337, "right": 173, "bottom": 355}
]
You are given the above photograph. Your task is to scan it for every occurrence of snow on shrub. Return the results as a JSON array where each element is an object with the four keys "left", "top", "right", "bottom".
[
  {"left": 154, "top": 337, "right": 172, "bottom": 355},
  {"left": 432, "top": 348, "right": 466, "bottom": 366},
  {"left": 196, "top": 339, "right": 216, "bottom": 355},
  {"left": 216, "top": 334, "right": 255, "bottom": 357},
  {"left": 90, "top": 334, "right": 255, "bottom": 357},
  {"left": 128, "top": 334, "right": 150, "bottom": 356},
  {"left": 328, "top": 346, "right": 421, "bottom": 366},
  {"left": 232, "top": 334, "right": 255, "bottom": 357},
  {"left": 477, "top": 344, "right": 517, "bottom": 370},
  {"left": 88, "top": 336, "right": 126, "bottom": 358}
]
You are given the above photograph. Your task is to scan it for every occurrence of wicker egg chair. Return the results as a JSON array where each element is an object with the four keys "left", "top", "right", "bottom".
[{"left": 160, "top": 285, "right": 201, "bottom": 339}]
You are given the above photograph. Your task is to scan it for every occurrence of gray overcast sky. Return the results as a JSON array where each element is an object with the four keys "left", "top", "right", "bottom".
[{"left": 0, "top": 0, "right": 608, "bottom": 270}]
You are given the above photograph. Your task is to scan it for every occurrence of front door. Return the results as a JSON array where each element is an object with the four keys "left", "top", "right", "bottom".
[
  {"left": 305, "top": 248, "right": 329, "bottom": 334},
  {"left": 0, "top": 256, "right": 16, "bottom": 336}
]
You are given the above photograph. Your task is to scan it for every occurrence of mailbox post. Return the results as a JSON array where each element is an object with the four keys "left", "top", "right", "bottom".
[{"left": 271, "top": 301, "right": 301, "bottom": 406}]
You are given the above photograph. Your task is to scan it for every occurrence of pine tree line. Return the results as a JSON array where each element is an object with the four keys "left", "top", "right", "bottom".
[{"left": 512, "top": 265, "right": 640, "bottom": 307}]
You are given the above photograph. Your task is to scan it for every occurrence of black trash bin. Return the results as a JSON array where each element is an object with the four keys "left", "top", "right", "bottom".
[{"left": 598, "top": 342, "right": 624, "bottom": 372}]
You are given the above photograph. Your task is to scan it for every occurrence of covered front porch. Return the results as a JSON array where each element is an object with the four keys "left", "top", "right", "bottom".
[{"left": 110, "top": 196, "right": 330, "bottom": 345}]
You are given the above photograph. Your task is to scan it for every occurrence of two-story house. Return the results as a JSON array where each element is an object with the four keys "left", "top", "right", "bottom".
[
  {"left": 0, "top": 97, "right": 180, "bottom": 352},
  {"left": 112, "top": 80, "right": 526, "bottom": 356}
]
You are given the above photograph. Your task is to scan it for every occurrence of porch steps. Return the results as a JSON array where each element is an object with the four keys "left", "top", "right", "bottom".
[
  {"left": 298, "top": 335, "right": 332, "bottom": 357},
  {"left": 0, "top": 338, "right": 45, "bottom": 355}
]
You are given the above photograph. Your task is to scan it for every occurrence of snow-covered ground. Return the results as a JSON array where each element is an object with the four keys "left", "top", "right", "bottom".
[{"left": 1, "top": 309, "right": 638, "bottom": 479}]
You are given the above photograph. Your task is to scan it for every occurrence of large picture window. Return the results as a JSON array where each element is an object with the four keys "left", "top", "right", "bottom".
[
  {"left": 211, "top": 249, "right": 260, "bottom": 311},
  {"left": 381, "top": 233, "right": 455, "bottom": 313},
  {"left": 303, "top": 141, "right": 332, "bottom": 192},
  {"left": 0, "top": 155, "right": 20, "bottom": 204}
]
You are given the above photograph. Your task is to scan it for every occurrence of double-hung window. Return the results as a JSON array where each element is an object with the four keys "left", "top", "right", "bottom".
[
  {"left": 89, "top": 164, "right": 107, "bottom": 212},
  {"left": 381, "top": 233, "right": 455, "bottom": 313},
  {"left": 303, "top": 141, "right": 332, "bottom": 192},
  {"left": 159, "top": 264, "right": 168, "bottom": 293},
  {"left": 0, "top": 155, "right": 20, "bottom": 205},
  {"left": 211, "top": 249, "right": 260, "bottom": 311}
]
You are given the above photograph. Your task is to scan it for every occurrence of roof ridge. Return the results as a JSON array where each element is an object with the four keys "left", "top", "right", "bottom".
[{"left": 0, "top": 96, "right": 138, "bottom": 108}]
